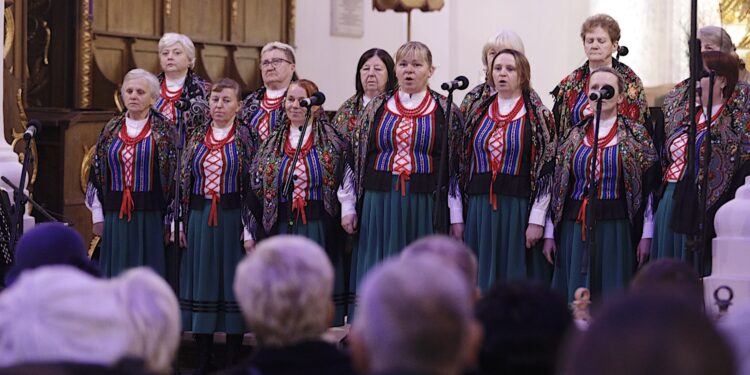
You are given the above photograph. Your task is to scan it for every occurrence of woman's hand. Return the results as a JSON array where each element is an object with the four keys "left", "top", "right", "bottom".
[
  {"left": 450, "top": 223, "right": 465, "bottom": 241},
  {"left": 637, "top": 238, "right": 651, "bottom": 267},
  {"left": 92, "top": 222, "right": 103, "bottom": 237},
  {"left": 342, "top": 214, "right": 358, "bottom": 234},
  {"left": 542, "top": 239, "right": 556, "bottom": 265},
  {"left": 525, "top": 224, "right": 544, "bottom": 248},
  {"left": 243, "top": 239, "right": 255, "bottom": 254},
  {"left": 167, "top": 230, "right": 187, "bottom": 248}
]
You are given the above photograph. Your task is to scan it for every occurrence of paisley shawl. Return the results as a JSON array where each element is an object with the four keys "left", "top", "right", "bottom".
[
  {"left": 332, "top": 93, "right": 365, "bottom": 141},
  {"left": 156, "top": 69, "right": 211, "bottom": 137},
  {"left": 460, "top": 82, "right": 494, "bottom": 119}
]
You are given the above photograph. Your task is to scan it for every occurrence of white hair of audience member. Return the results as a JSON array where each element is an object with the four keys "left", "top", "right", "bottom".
[
  {"left": 121, "top": 68, "right": 161, "bottom": 101},
  {"left": 0, "top": 266, "right": 180, "bottom": 374},
  {"left": 234, "top": 235, "right": 333, "bottom": 347},
  {"left": 352, "top": 256, "right": 473, "bottom": 375},
  {"left": 719, "top": 306, "right": 750, "bottom": 375},
  {"left": 158, "top": 32, "right": 197, "bottom": 68},
  {"left": 401, "top": 235, "right": 478, "bottom": 288}
]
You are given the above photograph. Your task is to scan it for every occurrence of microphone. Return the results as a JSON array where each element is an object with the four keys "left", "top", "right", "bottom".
[
  {"left": 300, "top": 92, "right": 326, "bottom": 108},
  {"left": 174, "top": 98, "right": 191, "bottom": 111},
  {"left": 441, "top": 76, "right": 470, "bottom": 91},
  {"left": 617, "top": 46, "right": 629, "bottom": 57},
  {"left": 23, "top": 119, "right": 41, "bottom": 141},
  {"left": 588, "top": 85, "right": 616, "bottom": 101}
]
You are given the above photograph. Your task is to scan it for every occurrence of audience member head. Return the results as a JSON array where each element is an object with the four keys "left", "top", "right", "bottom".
[
  {"left": 350, "top": 256, "right": 476, "bottom": 375},
  {"left": 4, "top": 223, "right": 100, "bottom": 286},
  {"left": 0, "top": 266, "right": 180, "bottom": 374},
  {"left": 475, "top": 282, "right": 572, "bottom": 375},
  {"left": 482, "top": 29, "right": 526, "bottom": 69},
  {"left": 234, "top": 235, "right": 334, "bottom": 347},
  {"left": 699, "top": 26, "right": 735, "bottom": 53},
  {"left": 561, "top": 290, "right": 736, "bottom": 375},
  {"left": 401, "top": 235, "right": 478, "bottom": 300},
  {"left": 355, "top": 48, "right": 397, "bottom": 97},
  {"left": 631, "top": 258, "right": 703, "bottom": 309}
]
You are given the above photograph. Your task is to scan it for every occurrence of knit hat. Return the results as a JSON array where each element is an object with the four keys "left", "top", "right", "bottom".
[{"left": 4, "top": 223, "right": 100, "bottom": 286}]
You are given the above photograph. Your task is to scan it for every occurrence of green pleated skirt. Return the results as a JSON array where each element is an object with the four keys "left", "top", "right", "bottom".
[
  {"left": 651, "top": 183, "right": 688, "bottom": 261},
  {"left": 180, "top": 200, "right": 246, "bottom": 334},
  {"left": 350, "top": 178, "right": 434, "bottom": 314},
  {"left": 101, "top": 210, "right": 165, "bottom": 278},
  {"left": 551, "top": 219, "right": 634, "bottom": 302},
  {"left": 465, "top": 194, "right": 551, "bottom": 293}
]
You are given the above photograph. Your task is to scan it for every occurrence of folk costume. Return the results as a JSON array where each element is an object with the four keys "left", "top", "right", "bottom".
[
  {"left": 86, "top": 110, "right": 176, "bottom": 278},
  {"left": 652, "top": 80, "right": 750, "bottom": 273},
  {"left": 547, "top": 115, "right": 658, "bottom": 301},
  {"left": 240, "top": 87, "right": 286, "bottom": 145},
  {"left": 178, "top": 118, "right": 256, "bottom": 336},
  {"left": 252, "top": 109, "right": 348, "bottom": 323},
  {"left": 551, "top": 60, "right": 647, "bottom": 134},
  {"left": 155, "top": 69, "right": 211, "bottom": 142},
  {"left": 460, "top": 89, "right": 556, "bottom": 291},
  {"left": 460, "top": 82, "right": 494, "bottom": 119},
  {"left": 333, "top": 94, "right": 376, "bottom": 140},
  {"left": 341, "top": 88, "right": 464, "bottom": 310}
]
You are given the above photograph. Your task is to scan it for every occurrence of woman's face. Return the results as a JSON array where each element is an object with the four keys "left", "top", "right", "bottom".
[
  {"left": 492, "top": 53, "right": 522, "bottom": 98},
  {"left": 122, "top": 78, "right": 154, "bottom": 117},
  {"left": 284, "top": 84, "right": 309, "bottom": 125},
  {"left": 209, "top": 88, "right": 240, "bottom": 126},
  {"left": 159, "top": 43, "right": 190, "bottom": 75},
  {"left": 587, "top": 71, "right": 623, "bottom": 116},
  {"left": 359, "top": 55, "right": 388, "bottom": 96},
  {"left": 583, "top": 26, "right": 617, "bottom": 64},
  {"left": 260, "top": 49, "right": 295, "bottom": 88},
  {"left": 395, "top": 52, "right": 434, "bottom": 94}
]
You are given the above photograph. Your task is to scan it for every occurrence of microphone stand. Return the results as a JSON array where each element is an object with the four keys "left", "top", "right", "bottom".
[
  {"left": 169, "top": 109, "right": 186, "bottom": 293},
  {"left": 586, "top": 97, "right": 605, "bottom": 298},
  {"left": 698, "top": 71, "right": 716, "bottom": 276},
  {"left": 1, "top": 177, "right": 59, "bottom": 223},
  {"left": 686, "top": 0, "right": 702, "bottom": 272},
  {"left": 433, "top": 89, "right": 455, "bottom": 234},
  {"left": 7, "top": 136, "right": 35, "bottom": 252},
  {"left": 282, "top": 107, "right": 314, "bottom": 234}
]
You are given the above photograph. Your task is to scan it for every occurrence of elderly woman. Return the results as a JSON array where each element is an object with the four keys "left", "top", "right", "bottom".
[
  {"left": 339, "top": 41, "right": 464, "bottom": 312},
  {"left": 240, "top": 41, "right": 298, "bottom": 144},
  {"left": 228, "top": 235, "right": 356, "bottom": 375},
  {"left": 652, "top": 51, "right": 750, "bottom": 273},
  {"left": 178, "top": 78, "right": 256, "bottom": 372},
  {"left": 460, "top": 49, "right": 556, "bottom": 292},
  {"left": 155, "top": 32, "right": 211, "bottom": 140},
  {"left": 544, "top": 67, "right": 658, "bottom": 301},
  {"left": 86, "top": 69, "right": 176, "bottom": 278},
  {"left": 460, "top": 30, "right": 526, "bottom": 117},
  {"left": 332, "top": 48, "right": 397, "bottom": 139},
  {"left": 552, "top": 14, "right": 646, "bottom": 135}
]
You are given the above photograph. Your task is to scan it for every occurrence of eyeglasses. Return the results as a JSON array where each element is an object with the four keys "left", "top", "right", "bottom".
[{"left": 260, "top": 58, "right": 292, "bottom": 69}]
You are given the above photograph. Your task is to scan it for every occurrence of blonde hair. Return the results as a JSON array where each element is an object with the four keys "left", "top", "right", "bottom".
[{"left": 395, "top": 41, "right": 433, "bottom": 67}]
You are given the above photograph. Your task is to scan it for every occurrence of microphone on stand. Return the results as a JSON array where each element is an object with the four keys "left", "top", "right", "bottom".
[
  {"left": 23, "top": 119, "right": 42, "bottom": 141},
  {"left": 441, "top": 76, "right": 470, "bottom": 91},
  {"left": 174, "top": 98, "right": 191, "bottom": 111},
  {"left": 588, "top": 85, "right": 616, "bottom": 101},
  {"left": 300, "top": 92, "right": 326, "bottom": 108},
  {"left": 617, "top": 45, "right": 629, "bottom": 57}
]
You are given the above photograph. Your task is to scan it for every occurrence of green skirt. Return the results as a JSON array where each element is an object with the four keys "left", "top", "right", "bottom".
[
  {"left": 551, "top": 219, "right": 634, "bottom": 302},
  {"left": 101, "top": 210, "right": 165, "bottom": 278},
  {"left": 180, "top": 200, "right": 246, "bottom": 334},
  {"left": 465, "top": 194, "right": 550, "bottom": 293},
  {"left": 651, "top": 183, "right": 688, "bottom": 261},
  {"left": 350, "top": 178, "right": 434, "bottom": 314}
]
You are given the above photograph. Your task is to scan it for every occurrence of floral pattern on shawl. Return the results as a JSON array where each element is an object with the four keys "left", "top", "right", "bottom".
[
  {"left": 156, "top": 69, "right": 211, "bottom": 137},
  {"left": 332, "top": 93, "right": 365, "bottom": 141},
  {"left": 460, "top": 82, "right": 494, "bottom": 119}
]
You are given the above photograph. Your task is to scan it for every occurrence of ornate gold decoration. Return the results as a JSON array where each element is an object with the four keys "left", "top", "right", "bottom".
[
  {"left": 721, "top": 0, "right": 750, "bottom": 49},
  {"left": 231, "top": 0, "right": 238, "bottom": 23},
  {"left": 289, "top": 0, "right": 296, "bottom": 44},
  {"left": 81, "top": 144, "right": 96, "bottom": 194},
  {"left": 164, "top": 0, "right": 172, "bottom": 17},
  {"left": 42, "top": 20, "right": 50, "bottom": 64},
  {"left": 114, "top": 88, "right": 124, "bottom": 112},
  {"left": 9, "top": 88, "right": 38, "bottom": 215},
  {"left": 79, "top": 0, "right": 93, "bottom": 108},
  {"left": 3, "top": 8, "right": 13, "bottom": 59}
]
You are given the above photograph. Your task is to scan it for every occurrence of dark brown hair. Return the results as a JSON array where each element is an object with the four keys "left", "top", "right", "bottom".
[
  {"left": 702, "top": 50, "right": 739, "bottom": 98},
  {"left": 488, "top": 48, "right": 531, "bottom": 93}
]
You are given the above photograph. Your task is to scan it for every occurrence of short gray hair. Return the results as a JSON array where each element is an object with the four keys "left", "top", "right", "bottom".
[
  {"left": 234, "top": 235, "right": 333, "bottom": 347},
  {"left": 261, "top": 41, "right": 296, "bottom": 63},
  {"left": 481, "top": 30, "right": 526, "bottom": 67},
  {"left": 698, "top": 26, "right": 735, "bottom": 53},
  {"left": 401, "top": 235, "right": 477, "bottom": 288},
  {"left": 121, "top": 68, "right": 160, "bottom": 101},
  {"left": 158, "top": 32, "right": 197, "bottom": 68},
  {"left": 353, "top": 256, "right": 472, "bottom": 374}
]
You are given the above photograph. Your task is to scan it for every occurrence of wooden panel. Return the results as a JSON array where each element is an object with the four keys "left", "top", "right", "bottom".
[
  {"left": 232, "top": 47, "right": 260, "bottom": 89},
  {"left": 97, "top": 0, "right": 161, "bottom": 35},
  {"left": 93, "top": 36, "right": 130, "bottom": 85},
  {"left": 131, "top": 39, "right": 160, "bottom": 74},
  {"left": 175, "top": 0, "right": 228, "bottom": 41},
  {"left": 240, "top": 0, "right": 285, "bottom": 45},
  {"left": 197, "top": 45, "right": 230, "bottom": 83}
]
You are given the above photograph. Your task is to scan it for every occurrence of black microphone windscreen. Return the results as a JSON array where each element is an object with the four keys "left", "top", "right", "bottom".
[{"left": 618, "top": 46, "right": 629, "bottom": 57}]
